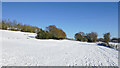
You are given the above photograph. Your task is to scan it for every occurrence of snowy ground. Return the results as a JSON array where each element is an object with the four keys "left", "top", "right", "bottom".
[{"left": 0, "top": 30, "right": 118, "bottom": 66}]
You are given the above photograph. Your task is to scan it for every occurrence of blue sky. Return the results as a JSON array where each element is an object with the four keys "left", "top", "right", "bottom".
[{"left": 2, "top": 2, "right": 118, "bottom": 38}]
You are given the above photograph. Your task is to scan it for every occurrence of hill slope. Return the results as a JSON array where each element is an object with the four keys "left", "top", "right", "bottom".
[{"left": 0, "top": 30, "right": 118, "bottom": 66}]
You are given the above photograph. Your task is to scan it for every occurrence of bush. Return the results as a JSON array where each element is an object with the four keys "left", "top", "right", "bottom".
[
  {"left": 75, "top": 32, "right": 87, "bottom": 42},
  {"left": 1, "top": 21, "right": 7, "bottom": 30},
  {"left": 36, "top": 29, "right": 48, "bottom": 39},
  {"left": 46, "top": 25, "right": 66, "bottom": 39},
  {"left": 75, "top": 33, "right": 83, "bottom": 41}
]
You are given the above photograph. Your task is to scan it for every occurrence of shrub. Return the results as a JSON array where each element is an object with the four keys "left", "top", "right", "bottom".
[
  {"left": 36, "top": 29, "right": 48, "bottom": 39},
  {"left": 75, "top": 33, "right": 83, "bottom": 41},
  {"left": 46, "top": 25, "right": 66, "bottom": 39},
  {"left": 75, "top": 32, "right": 87, "bottom": 42},
  {"left": 1, "top": 21, "right": 7, "bottom": 30}
]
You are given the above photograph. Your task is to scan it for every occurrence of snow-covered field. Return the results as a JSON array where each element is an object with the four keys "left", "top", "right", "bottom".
[{"left": 0, "top": 30, "right": 118, "bottom": 66}]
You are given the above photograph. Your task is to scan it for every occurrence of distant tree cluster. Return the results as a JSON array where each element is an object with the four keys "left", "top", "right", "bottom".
[
  {"left": 75, "top": 31, "right": 120, "bottom": 44},
  {"left": 75, "top": 32, "right": 97, "bottom": 42},
  {"left": 0, "top": 19, "right": 41, "bottom": 33},
  {"left": 36, "top": 25, "right": 66, "bottom": 39},
  {"left": 110, "top": 37, "right": 119, "bottom": 43}
]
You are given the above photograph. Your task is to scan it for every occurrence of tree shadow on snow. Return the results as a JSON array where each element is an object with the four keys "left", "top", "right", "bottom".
[
  {"left": 28, "top": 36, "right": 35, "bottom": 38},
  {"left": 97, "top": 44, "right": 114, "bottom": 49}
]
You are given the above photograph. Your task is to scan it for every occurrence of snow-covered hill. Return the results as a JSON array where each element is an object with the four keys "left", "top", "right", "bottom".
[{"left": 0, "top": 30, "right": 118, "bottom": 66}]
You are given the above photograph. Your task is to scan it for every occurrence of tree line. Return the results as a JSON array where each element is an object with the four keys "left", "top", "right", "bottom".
[
  {"left": 75, "top": 32, "right": 120, "bottom": 45},
  {"left": 0, "top": 19, "right": 66, "bottom": 39},
  {"left": 0, "top": 19, "right": 41, "bottom": 33},
  {"left": 0, "top": 19, "right": 119, "bottom": 44},
  {"left": 75, "top": 32, "right": 97, "bottom": 42}
]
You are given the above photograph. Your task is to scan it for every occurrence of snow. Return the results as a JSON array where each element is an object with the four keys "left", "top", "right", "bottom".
[
  {"left": 109, "top": 42, "right": 118, "bottom": 45},
  {"left": 0, "top": 30, "right": 118, "bottom": 66}
]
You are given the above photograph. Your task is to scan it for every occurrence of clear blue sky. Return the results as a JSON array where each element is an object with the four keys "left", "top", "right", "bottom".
[{"left": 2, "top": 2, "right": 118, "bottom": 38}]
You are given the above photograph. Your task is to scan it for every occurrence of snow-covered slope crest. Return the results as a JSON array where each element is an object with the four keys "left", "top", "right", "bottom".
[
  {"left": 0, "top": 30, "right": 118, "bottom": 66},
  {"left": 1, "top": 30, "right": 36, "bottom": 39}
]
